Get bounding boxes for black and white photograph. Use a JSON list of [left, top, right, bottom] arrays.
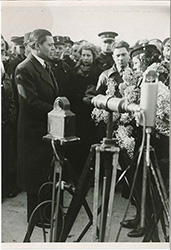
[[1, 1, 170, 249]]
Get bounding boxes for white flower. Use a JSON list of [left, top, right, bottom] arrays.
[[115, 125, 135, 159]]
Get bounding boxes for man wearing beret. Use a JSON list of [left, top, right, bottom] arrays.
[[15, 29, 59, 225], [96, 31, 118, 71]]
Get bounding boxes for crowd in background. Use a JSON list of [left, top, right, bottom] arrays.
[[1, 29, 170, 237]]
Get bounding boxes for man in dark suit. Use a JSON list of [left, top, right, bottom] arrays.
[[15, 29, 58, 223]]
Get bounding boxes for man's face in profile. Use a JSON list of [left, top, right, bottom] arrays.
[[38, 36, 55, 61]]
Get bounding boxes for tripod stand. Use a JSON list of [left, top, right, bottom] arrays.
[[23, 135, 94, 242], [116, 127, 169, 242], [60, 113, 169, 242], [60, 112, 120, 242]]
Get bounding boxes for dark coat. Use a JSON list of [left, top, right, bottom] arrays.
[[73, 62, 103, 142], [15, 53, 59, 194], [2, 72, 17, 195], [6, 55, 25, 77], [6, 55, 26, 115], [50, 60, 76, 110], [95, 52, 114, 71], [62, 55, 76, 69]]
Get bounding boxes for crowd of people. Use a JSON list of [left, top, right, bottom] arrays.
[[1, 29, 170, 239]]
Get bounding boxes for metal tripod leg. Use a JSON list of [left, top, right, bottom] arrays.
[[92, 146, 101, 241], [60, 145, 96, 242], [92, 144, 120, 242], [105, 151, 119, 241], [139, 128, 169, 241], [49, 159, 63, 242], [140, 128, 151, 229], [150, 148, 169, 216]]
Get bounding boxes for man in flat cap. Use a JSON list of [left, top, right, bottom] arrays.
[[62, 36, 76, 68], [1, 35, 17, 200], [15, 29, 59, 225], [4, 36, 26, 198], [96, 31, 118, 71], [6, 36, 25, 77]]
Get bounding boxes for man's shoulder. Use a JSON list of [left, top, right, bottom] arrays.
[[52, 60, 72, 73], [100, 66, 116, 77], [61, 60, 72, 71], [16, 55, 38, 74]]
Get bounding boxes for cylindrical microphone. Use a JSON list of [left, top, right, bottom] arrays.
[[140, 70, 158, 127], [92, 95, 140, 113]]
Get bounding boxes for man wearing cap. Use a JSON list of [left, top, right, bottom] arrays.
[[15, 29, 58, 224], [1, 35, 17, 200], [96, 31, 118, 71], [49, 35, 76, 105], [62, 36, 76, 68], [4, 36, 26, 199], [6, 36, 25, 77]]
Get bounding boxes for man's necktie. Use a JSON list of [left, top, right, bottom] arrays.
[[44, 62, 59, 93]]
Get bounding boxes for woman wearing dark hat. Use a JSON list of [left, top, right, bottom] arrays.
[[160, 38, 170, 87], [131, 42, 170, 88], [120, 42, 170, 238]]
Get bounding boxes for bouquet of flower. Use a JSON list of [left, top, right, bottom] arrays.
[[91, 66, 170, 159], [91, 77, 120, 125]]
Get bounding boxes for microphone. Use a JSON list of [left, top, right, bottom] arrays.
[[92, 95, 140, 113], [139, 70, 158, 127]]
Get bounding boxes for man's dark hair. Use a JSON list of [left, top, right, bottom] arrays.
[[29, 29, 52, 49], [113, 40, 130, 52]]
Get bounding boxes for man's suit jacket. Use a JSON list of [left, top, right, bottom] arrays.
[[15, 53, 59, 194]]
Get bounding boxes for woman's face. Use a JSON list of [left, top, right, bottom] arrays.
[[163, 40, 170, 62], [81, 49, 94, 66], [132, 56, 142, 73]]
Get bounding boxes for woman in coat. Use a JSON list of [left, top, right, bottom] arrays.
[[71, 42, 103, 176]]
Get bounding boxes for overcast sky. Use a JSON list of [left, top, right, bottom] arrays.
[[1, 1, 170, 47]]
